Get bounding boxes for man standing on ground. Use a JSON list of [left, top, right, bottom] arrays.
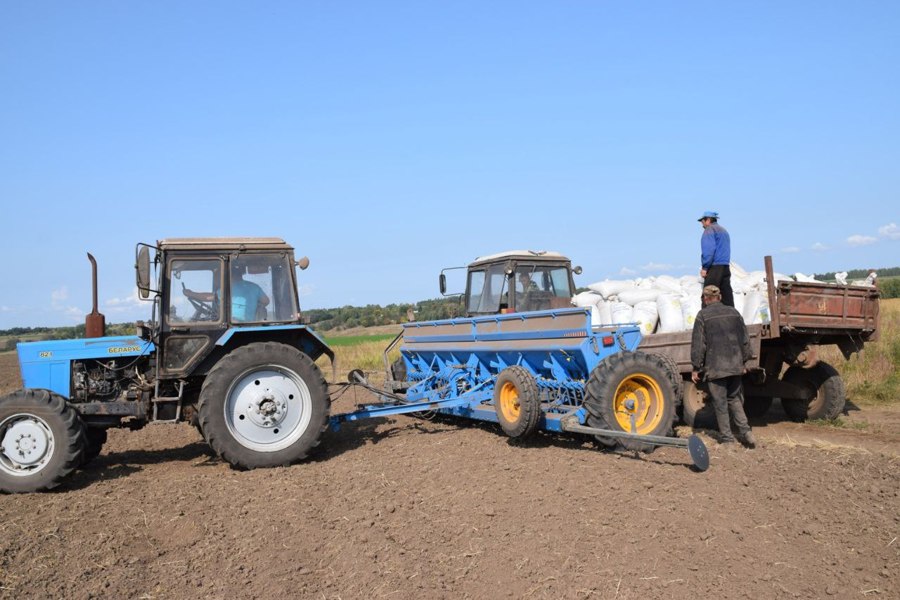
[[691, 285, 757, 448], [698, 210, 734, 307]]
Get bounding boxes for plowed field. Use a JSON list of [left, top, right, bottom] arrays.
[[0, 352, 898, 599]]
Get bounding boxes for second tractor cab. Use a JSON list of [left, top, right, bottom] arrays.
[[440, 250, 583, 316]]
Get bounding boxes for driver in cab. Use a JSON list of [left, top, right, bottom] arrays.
[[184, 264, 269, 322]]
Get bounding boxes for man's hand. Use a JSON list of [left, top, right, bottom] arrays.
[[691, 370, 701, 384], [700, 268, 707, 278]]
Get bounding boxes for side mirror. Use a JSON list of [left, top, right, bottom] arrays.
[[296, 256, 310, 270], [573, 266, 583, 275], [136, 246, 151, 299], [439, 273, 447, 295]]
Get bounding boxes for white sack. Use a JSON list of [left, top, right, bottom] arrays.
[[732, 291, 746, 316], [680, 274, 702, 287], [633, 301, 659, 335], [618, 288, 664, 306], [611, 302, 634, 325], [835, 272, 848, 285], [572, 291, 603, 308], [681, 294, 702, 330], [794, 272, 819, 283], [730, 262, 749, 279], [656, 294, 684, 333], [590, 301, 613, 326], [588, 279, 636, 299], [745, 294, 770, 325], [654, 275, 682, 294]]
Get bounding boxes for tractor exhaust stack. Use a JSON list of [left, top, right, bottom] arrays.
[[85, 253, 106, 338]]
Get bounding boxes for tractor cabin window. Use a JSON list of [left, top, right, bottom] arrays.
[[229, 254, 298, 323], [467, 264, 509, 314], [167, 259, 223, 324], [515, 265, 573, 312]]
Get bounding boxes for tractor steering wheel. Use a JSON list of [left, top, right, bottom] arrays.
[[183, 282, 217, 321]]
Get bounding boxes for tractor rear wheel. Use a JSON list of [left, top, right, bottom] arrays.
[[781, 362, 845, 422], [584, 352, 676, 453], [199, 342, 330, 469], [493, 366, 542, 439], [0, 389, 86, 493]]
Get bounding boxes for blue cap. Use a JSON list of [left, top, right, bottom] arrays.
[[698, 211, 718, 222]]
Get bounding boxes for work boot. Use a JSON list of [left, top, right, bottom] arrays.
[[718, 433, 736, 445], [740, 431, 757, 449]]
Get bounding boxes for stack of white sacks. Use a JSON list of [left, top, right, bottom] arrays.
[[571, 263, 799, 335]]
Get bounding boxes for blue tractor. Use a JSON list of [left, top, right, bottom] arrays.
[[2, 238, 334, 493]]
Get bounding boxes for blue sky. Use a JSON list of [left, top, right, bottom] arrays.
[[1, 1, 898, 329]]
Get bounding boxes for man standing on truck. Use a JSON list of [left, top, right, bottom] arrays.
[[691, 285, 757, 448], [698, 211, 734, 307]]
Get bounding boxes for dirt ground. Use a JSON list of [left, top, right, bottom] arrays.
[[0, 352, 898, 600]]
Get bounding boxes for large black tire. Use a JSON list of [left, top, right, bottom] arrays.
[[79, 427, 108, 468], [681, 380, 717, 429], [584, 352, 677, 453], [743, 396, 773, 420], [781, 362, 846, 422], [0, 389, 85, 493], [199, 342, 330, 469], [653, 353, 684, 409], [493, 366, 542, 439]]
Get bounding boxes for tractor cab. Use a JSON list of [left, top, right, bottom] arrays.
[[442, 250, 581, 316], [136, 237, 319, 377]]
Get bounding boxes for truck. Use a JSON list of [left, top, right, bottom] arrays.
[[401, 251, 880, 430], [1, 244, 709, 494], [3, 238, 334, 493]]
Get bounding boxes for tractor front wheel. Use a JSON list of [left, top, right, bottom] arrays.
[[493, 366, 542, 439], [199, 342, 329, 469], [584, 352, 676, 453], [0, 389, 86, 493]]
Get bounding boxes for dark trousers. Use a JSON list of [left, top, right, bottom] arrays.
[[707, 375, 751, 441], [704, 264, 734, 308]]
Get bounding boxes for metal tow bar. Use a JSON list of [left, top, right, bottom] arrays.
[[560, 420, 710, 472]]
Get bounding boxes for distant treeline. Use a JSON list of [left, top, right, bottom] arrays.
[[3, 277, 898, 344]]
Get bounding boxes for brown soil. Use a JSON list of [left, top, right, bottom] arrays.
[[0, 351, 897, 599]]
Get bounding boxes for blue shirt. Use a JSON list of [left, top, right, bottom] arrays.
[[231, 279, 265, 322], [701, 222, 731, 268]]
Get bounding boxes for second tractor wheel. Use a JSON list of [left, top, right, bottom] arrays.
[[199, 342, 330, 469], [493, 366, 542, 439], [781, 362, 845, 422], [584, 352, 677, 453]]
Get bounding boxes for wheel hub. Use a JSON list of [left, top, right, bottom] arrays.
[[247, 390, 288, 428], [1, 420, 51, 467]]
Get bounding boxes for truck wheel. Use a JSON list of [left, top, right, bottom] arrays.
[[493, 366, 542, 439], [743, 396, 772, 420], [0, 389, 86, 493], [199, 342, 330, 469], [681, 381, 715, 429], [584, 352, 676, 452], [781, 362, 845, 422], [79, 427, 108, 468]]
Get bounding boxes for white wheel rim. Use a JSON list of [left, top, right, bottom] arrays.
[[0, 414, 55, 477], [224, 365, 313, 452]]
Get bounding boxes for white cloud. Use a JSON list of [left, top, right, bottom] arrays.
[[811, 242, 829, 251], [104, 288, 145, 312], [640, 262, 675, 272], [297, 284, 315, 297], [878, 223, 900, 240], [619, 267, 637, 276], [846, 234, 877, 247], [0, 306, 11, 312], [780, 246, 800, 254], [50, 286, 69, 308]]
